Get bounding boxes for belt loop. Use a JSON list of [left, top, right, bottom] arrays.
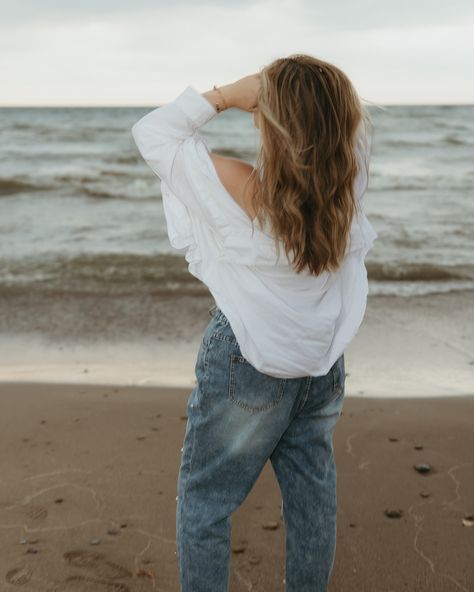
[[208, 304, 218, 317]]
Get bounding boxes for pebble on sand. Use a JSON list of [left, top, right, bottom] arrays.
[[262, 521, 279, 530], [462, 515, 474, 527], [414, 463, 432, 474], [384, 509, 403, 519]]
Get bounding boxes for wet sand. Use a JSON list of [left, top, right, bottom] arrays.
[[0, 382, 473, 591], [1, 290, 474, 397]]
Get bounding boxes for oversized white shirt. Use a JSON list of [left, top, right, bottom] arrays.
[[131, 84, 378, 378]]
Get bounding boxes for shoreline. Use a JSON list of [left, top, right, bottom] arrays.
[[1, 379, 473, 400], [0, 290, 473, 398], [1, 382, 473, 591]]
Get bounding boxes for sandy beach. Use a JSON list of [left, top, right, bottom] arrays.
[[1, 382, 473, 591]]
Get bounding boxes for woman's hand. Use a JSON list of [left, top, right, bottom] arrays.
[[220, 73, 261, 112]]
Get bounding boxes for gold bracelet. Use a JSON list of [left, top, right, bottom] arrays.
[[212, 85, 228, 112]]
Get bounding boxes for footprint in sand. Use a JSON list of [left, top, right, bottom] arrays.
[[63, 549, 132, 581], [5, 566, 32, 585], [64, 575, 130, 591], [25, 505, 48, 521]]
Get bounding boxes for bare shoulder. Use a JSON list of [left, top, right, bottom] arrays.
[[209, 152, 256, 217]]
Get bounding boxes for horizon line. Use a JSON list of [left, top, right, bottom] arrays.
[[1, 102, 474, 108]]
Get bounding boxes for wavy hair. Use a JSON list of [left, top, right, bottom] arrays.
[[244, 53, 373, 276]]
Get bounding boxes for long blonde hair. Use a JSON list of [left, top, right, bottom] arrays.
[[245, 53, 372, 276]]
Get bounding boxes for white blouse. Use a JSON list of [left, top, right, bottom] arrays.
[[131, 85, 378, 379]]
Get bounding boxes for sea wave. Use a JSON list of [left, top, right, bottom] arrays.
[[381, 139, 433, 148], [80, 181, 157, 201], [105, 155, 141, 164], [381, 136, 469, 148], [368, 175, 472, 192], [1, 254, 473, 299], [0, 173, 157, 201], [442, 135, 467, 146], [366, 262, 474, 282], [0, 177, 49, 196], [0, 253, 208, 296]]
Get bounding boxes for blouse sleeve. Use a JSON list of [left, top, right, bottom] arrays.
[[131, 84, 244, 230], [131, 84, 286, 268]]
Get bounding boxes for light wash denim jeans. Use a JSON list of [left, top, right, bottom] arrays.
[[176, 305, 345, 592]]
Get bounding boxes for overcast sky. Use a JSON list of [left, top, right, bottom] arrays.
[[1, 0, 473, 106]]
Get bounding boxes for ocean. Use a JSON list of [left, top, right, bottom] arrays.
[[0, 103, 473, 338], [1, 103, 473, 298], [0, 102, 473, 393]]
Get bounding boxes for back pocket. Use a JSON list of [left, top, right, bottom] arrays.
[[228, 354, 287, 413], [331, 354, 345, 399]]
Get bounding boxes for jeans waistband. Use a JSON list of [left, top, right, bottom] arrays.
[[208, 304, 229, 326]]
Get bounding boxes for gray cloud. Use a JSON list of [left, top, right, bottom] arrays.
[[302, 0, 474, 31], [1, 0, 472, 105], [1, 0, 256, 24], [2, 0, 473, 29]]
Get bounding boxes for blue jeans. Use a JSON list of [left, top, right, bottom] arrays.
[[176, 305, 346, 592]]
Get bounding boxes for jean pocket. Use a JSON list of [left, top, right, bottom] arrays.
[[331, 354, 345, 398], [228, 353, 287, 413]]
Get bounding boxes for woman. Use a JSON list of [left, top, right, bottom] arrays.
[[131, 53, 378, 592]]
